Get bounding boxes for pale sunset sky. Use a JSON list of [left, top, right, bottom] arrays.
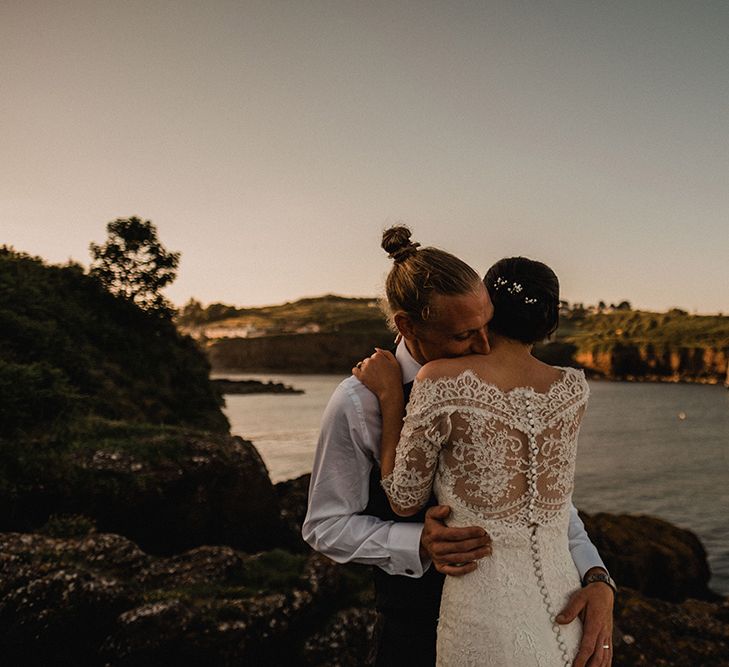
[[2, 1, 727, 313]]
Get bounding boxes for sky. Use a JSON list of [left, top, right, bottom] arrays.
[[2, 0, 727, 313]]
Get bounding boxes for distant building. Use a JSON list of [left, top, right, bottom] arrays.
[[204, 325, 266, 339], [295, 323, 321, 334]]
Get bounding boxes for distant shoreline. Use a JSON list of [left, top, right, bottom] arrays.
[[213, 368, 728, 387], [212, 378, 303, 395]]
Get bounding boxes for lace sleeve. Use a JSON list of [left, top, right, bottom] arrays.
[[381, 380, 453, 513]]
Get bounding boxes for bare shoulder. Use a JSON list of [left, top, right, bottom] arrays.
[[536, 359, 567, 383], [416, 355, 482, 382]]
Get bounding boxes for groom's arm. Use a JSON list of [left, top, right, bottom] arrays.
[[567, 503, 607, 577], [561, 503, 614, 667], [302, 379, 426, 577]]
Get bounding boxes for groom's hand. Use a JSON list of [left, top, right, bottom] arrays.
[[556, 572, 614, 667], [420, 505, 492, 576]]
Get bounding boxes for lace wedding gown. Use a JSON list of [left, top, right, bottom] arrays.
[[382, 368, 589, 667]]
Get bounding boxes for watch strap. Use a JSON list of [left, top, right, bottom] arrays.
[[582, 571, 617, 594]]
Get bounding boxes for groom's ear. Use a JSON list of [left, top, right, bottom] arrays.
[[394, 312, 417, 341]]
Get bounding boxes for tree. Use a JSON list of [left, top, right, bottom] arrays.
[[90, 217, 180, 316]]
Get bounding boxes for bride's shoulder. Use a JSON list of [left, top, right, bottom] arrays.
[[416, 356, 475, 383]]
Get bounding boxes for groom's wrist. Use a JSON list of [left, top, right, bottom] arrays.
[[582, 567, 617, 596]]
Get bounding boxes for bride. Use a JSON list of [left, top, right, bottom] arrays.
[[356, 255, 598, 666]]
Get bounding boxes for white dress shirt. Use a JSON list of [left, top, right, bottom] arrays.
[[302, 340, 606, 579]]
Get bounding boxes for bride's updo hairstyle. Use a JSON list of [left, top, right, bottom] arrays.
[[381, 225, 481, 331], [484, 257, 560, 344]]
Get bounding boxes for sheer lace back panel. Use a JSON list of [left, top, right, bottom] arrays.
[[381, 368, 589, 529]]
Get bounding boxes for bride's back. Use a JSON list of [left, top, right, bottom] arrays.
[[404, 356, 589, 531]]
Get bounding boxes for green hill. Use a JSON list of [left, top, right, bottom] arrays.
[[560, 309, 729, 349], [178, 294, 387, 334]]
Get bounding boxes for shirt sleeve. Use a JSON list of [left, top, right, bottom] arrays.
[[567, 503, 608, 579], [302, 379, 426, 577]]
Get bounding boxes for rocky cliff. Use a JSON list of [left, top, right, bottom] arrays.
[[574, 343, 729, 383], [207, 331, 394, 374], [206, 334, 729, 384]]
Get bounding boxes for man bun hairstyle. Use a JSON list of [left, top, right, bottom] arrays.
[[382, 226, 421, 263], [381, 225, 480, 331], [484, 257, 560, 344]]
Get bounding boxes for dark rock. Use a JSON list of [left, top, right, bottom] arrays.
[[275, 473, 311, 550], [99, 599, 200, 666], [0, 533, 137, 667], [302, 607, 379, 667], [212, 378, 303, 394], [613, 587, 729, 666], [137, 544, 249, 589], [5, 434, 285, 555], [4, 502, 727, 666], [100, 589, 324, 665], [0, 530, 368, 666], [581, 512, 715, 602]]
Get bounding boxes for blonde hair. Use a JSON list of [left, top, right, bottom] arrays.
[[380, 225, 481, 331]]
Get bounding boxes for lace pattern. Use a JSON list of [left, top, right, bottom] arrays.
[[381, 367, 588, 527], [380, 367, 590, 666]]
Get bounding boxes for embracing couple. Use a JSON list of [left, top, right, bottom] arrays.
[[303, 226, 615, 666]]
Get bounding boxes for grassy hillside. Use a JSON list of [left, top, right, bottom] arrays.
[[560, 309, 729, 349], [178, 294, 388, 335]]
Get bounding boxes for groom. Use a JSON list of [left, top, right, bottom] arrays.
[[303, 231, 614, 666]]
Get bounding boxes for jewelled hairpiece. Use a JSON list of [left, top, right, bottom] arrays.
[[492, 276, 539, 304]]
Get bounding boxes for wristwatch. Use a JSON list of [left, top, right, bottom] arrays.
[[582, 571, 617, 594]]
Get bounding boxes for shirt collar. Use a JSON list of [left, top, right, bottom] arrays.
[[396, 338, 422, 384]]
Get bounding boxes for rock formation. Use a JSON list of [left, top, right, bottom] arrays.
[[2, 477, 727, 666], [2, 434, 288, 555]]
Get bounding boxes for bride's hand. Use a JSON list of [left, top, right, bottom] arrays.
[[352, 348, 403, 401]]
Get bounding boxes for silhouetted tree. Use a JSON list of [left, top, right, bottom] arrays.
[[90, 217, 180, 316]]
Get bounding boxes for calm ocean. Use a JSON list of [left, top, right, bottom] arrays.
[[219, 373, 729, 595]]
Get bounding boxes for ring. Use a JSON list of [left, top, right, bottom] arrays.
[[602, 644, 610, 649], [356, 362, 363, 369]]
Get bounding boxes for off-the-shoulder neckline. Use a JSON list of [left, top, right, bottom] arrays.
[[415, 366, 584, 399]]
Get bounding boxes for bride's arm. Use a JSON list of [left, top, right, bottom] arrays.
[[355, 351, 445, 517], [352, 348, 404, 478]]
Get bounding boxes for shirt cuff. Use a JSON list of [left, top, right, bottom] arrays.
[[574, 551, 608, 580], [387, 521, 427, 577]]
